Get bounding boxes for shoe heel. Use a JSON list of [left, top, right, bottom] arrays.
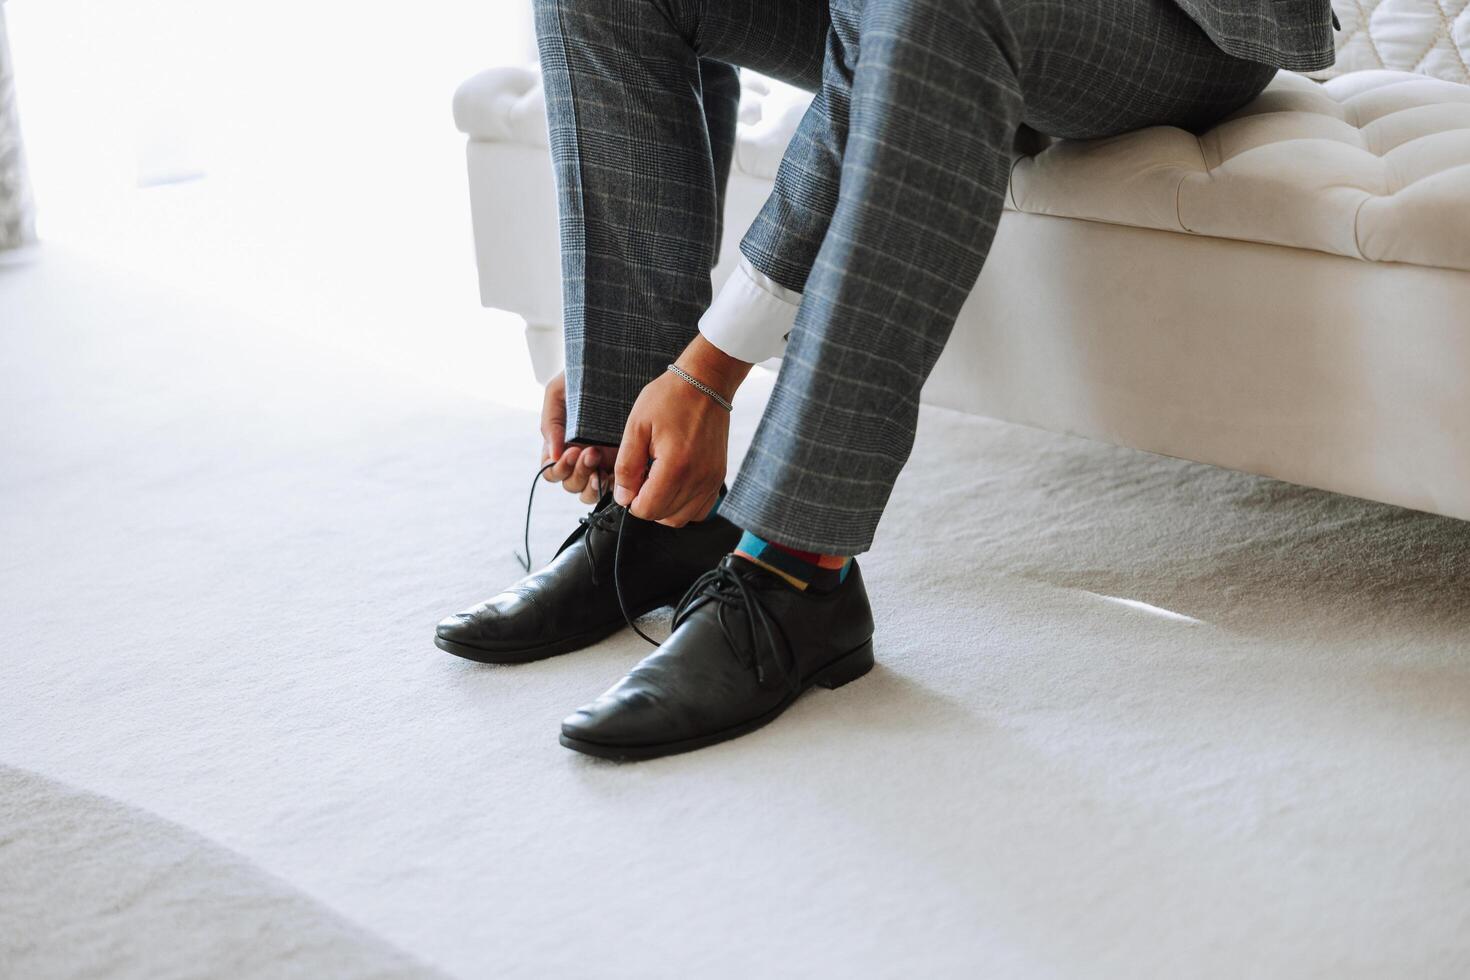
[[813, 639, 874, 690]]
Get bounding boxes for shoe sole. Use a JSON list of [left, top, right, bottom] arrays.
[[434, 594, 682, 665], [557, 638, 875, 761]]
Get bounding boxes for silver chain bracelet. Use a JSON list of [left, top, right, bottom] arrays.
[[666, 363, 733, 412]]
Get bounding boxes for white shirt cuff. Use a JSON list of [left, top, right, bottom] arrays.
[[698, 257, 802, 364]]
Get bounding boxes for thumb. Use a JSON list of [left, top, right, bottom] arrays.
[[614, 418, 650, 507], [541, 382, 567, 461], [542, 426, 566, 468]]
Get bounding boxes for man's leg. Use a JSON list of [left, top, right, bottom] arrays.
[[559, 0, 1278, 758], [720, 0, 1278, 554], [533, 0, 832, 445], [436, 0, 836, 665], [736, 16, 855, 295]]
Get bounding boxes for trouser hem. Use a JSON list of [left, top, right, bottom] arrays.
[[720, 475, 877, 555]]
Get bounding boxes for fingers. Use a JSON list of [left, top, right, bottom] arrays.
[[543, 446, 580, 484], [614, 369, 728, 521], [563, 446, 601, 496], [614, 418, 651, 508], [540, 428, 565, 468], [540, 372, 567, 465], [579, 470, 607, 506], [657, 486, 721, 529], [649, 471, 704, 526], [628, 456, 685, 521]]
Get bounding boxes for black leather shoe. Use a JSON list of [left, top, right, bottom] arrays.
[[435, 495, 742, 663], [559, 554, 875, 760]]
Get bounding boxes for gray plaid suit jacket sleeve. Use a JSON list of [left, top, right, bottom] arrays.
[[1173, 0, 1339, 71]]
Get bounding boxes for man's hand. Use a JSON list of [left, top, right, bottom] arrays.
[[540, 371, 614, 505], [614, 336, 753, 527]]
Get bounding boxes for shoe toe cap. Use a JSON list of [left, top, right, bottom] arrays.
[[436, 592, 540, 645], [434, 611, 476, 641], [561, 686, 682, 748]]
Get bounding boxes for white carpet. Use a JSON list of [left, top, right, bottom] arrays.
[[0, 765, 439, 979], [3, 250, 1468, 978]]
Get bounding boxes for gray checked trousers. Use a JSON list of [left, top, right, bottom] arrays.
[[534, 0, 1278, 554]]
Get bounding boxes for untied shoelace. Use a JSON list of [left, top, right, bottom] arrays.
[[513, 461, 797, 689]]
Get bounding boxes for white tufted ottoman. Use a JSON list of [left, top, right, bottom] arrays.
[[453, 54, 1470, 521]]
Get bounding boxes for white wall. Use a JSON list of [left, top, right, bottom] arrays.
[[8, 0, 535, 241], [4, 0, 546, 411]]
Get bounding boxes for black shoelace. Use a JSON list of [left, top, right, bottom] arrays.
[[514, 459, 664, 648], [669, 562, 797, 692], [514, 463, 795, 687]]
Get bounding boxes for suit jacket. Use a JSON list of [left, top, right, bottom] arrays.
[[1173, 0, 1340, 71]]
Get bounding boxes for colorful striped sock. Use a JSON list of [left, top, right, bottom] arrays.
[[733, 530, 852, 594]]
